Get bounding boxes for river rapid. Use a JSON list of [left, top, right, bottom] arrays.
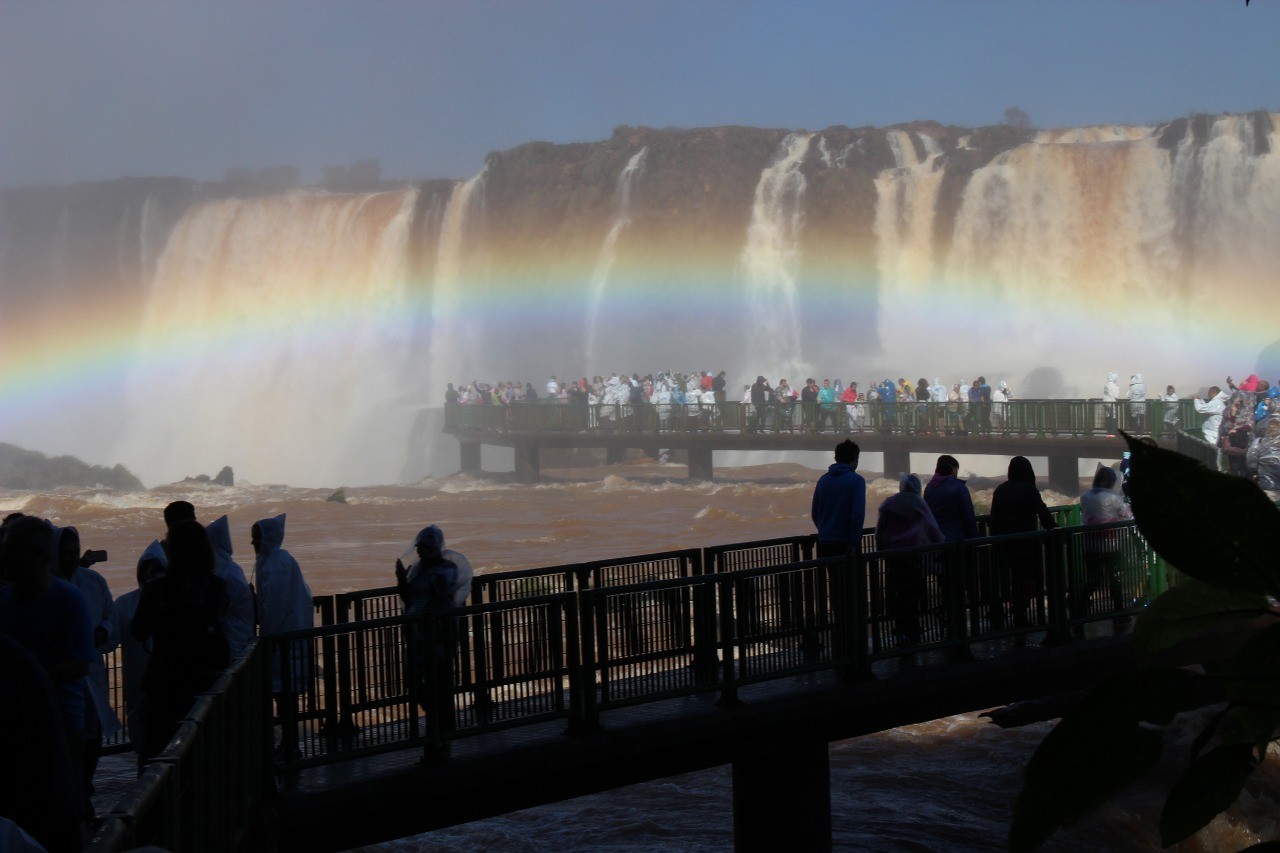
[[3, 461, 1275, 851]]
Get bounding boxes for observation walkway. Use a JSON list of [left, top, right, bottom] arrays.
[[444, 398, 1201, 493], [88, 507, 1187, 852]]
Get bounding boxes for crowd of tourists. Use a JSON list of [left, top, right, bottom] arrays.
[[0, 503, 312, 850], [811, 441, 1143, 652]]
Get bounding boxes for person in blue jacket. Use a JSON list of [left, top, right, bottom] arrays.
[[811, 440, 866, 559]]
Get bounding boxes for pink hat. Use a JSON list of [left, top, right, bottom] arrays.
[[1240, 374, 1260, 392]]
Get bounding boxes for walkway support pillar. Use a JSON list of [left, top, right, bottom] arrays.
[[460, 442, 481, 474], [514, 446, 540, 483], [883, 447, 911, 480], [688, 446, 714, 482], [1047, 454, 1079, 495], [733, 736, 831, 852], [606, 445, 627, 466]]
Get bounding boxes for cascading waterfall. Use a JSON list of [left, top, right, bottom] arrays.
[[938, 114, 1279, 393], [116, 188, 421, 486], [428, 169, 487, 403], [740, 132, 814, 383], [875, 130, 946, 290], [5, 112, 1279, 485], [585, 147, 648, 371]]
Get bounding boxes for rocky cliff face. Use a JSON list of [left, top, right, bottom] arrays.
[[2, 113, 1276, 487]]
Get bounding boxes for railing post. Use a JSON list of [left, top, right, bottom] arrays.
[[1044, 527, 1072, 644], [947, 543, 974, 662], [716, 574, 742, 706], [568, 569, 602, 733]]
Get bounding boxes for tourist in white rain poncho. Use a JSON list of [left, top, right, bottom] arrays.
[[1128, 374, 1147, 430], [1194, 386, 1231, 445], [206, 515, 256, 658], [252, 513, 313, 695]]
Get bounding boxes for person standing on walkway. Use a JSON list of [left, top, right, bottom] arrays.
[[811, 440, 866, 559], [923, 455, 978, 543], [395, 525, 473, 760]]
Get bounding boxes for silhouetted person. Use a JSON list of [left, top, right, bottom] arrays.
[[876, 474, 943, 646], [53, 525, 120, 803], [131, 519, 229, 763], [1075, 466, 1133, 634], [206, 515, 255, 657], [395, 525, 473, 759], [0, 515, 94, 830], [0, 516, 85, 851], [989, 457, 1058, 632], [811, 440, 866, 559], [924, 455, 978, 543], [113, 540, 167, 772], [252, 514, 313, 756]]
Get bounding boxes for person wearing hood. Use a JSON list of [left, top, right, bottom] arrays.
[[811, 440, 867, 559], [205, 516, 255, 657], [252, 514, 313, 702], [1161, 385, 1181, 437], [1075, 466, 1133, 632], [132, 520, 229, 763], [1194, 385, 1231, 449], [1127, 374, 1147, 432], [1247, 415, 1280, 498], [990, 457, 1058, 632], [394, 525, 473, 755], [924, 455, 978, 543], [750, 376, 772, 433], [1253, 382, 1278, 426], [1219, 392, 1255, 477], [53, 526, 120, 802], [1102, 372, 1120, 433], [0, 515, 94, 830], [876, 474, 943, 646], [113, 540, 166, 770]]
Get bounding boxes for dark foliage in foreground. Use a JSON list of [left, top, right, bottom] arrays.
[[1010, 435, 1280, 851]]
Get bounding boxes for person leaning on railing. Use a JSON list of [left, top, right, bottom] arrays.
[[1074, 466, 1133, 635]]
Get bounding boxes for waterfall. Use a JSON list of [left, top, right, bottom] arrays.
[[936, 114, 1279, 394], [117, 188, 422, 487], [740, 132, 814, 382], [585, 147, 648, 372], [875, 130, 946, 290], [429, 169, 487, 403]]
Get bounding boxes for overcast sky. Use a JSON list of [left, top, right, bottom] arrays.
[[1, 0, 1275, 187]]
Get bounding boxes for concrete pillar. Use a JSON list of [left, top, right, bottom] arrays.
[[605, 445, 627, 466], [688, 446, 714, 482], [883, 447, 911, 479], [1048, 454, 1078, 495], [733, 737, 831, 852], [514, 446, 540, 483], [459, 442, 481, 474]]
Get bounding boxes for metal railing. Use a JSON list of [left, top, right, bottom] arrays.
[[87, 643, 272, 853], [265, 517, 1173, 770], [445, 398, 1200, 439]]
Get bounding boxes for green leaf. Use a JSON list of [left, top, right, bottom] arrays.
[[1124, 434, 1280, 596], [1223, 621, 1280, 709], [1159, 742, 1257, 846], [1009, 667, 1200, 853], [1131, 579, 1274, 667], [1218, 703, 1280, 753]]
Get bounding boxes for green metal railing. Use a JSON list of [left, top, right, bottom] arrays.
[[446, 398, 1200, 439]]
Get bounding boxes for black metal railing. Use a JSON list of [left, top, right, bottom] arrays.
[[87, 642, 272, 853], [264, 518, 1178, 770]]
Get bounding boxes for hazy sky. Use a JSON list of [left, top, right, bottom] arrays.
[[1, 0, 1275, 187]]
